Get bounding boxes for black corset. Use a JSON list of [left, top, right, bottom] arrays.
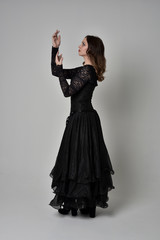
[[70, 101, 94, 113]]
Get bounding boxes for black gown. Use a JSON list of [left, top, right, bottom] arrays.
[[49, 46, 115, 210]]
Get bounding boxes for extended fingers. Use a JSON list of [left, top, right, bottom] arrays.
[[53, 29, 60, 37], [55, 52, 58, 61], [56, 51, 62, 59], [55, 51, 63, 64]]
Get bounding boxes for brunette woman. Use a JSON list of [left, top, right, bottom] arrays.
[[49, 30, 115, 218]]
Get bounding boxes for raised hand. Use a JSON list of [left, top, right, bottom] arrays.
[[55, 51, 63, 65], [52, 30, 61, 48]]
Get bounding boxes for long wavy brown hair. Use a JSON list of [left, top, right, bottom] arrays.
[[83, 35, 106, 82]]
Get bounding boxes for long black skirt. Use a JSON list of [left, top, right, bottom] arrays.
[[49, 109, 115, 210]]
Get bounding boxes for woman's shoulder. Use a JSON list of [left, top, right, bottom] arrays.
[[78, 64, 96, 75], [77, 65, 98, 86], [73, 64, 95, 71], [70, 65, 98, 85]]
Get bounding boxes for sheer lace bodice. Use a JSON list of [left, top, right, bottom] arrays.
[[51, 47, 98, 112]]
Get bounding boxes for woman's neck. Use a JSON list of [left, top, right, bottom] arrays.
[[83, 56, 93, 66]]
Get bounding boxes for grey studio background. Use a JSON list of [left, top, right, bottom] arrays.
[[0, 0, 160, 239]]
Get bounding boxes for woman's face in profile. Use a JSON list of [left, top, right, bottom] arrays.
[[78, 37, 88, 57]]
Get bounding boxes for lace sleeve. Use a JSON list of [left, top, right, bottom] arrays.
[[51, 47, 78, 78], [56, 65, 93, 97]]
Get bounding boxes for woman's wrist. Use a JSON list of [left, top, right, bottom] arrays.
[[52, 44, 60, 48], [56, 63, 62, 67]]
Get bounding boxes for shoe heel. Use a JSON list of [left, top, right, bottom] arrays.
[[89, 207, 96, 218], [71, 207, 77, 216]]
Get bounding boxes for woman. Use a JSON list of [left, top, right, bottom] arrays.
[[49, 30, 115, 218]]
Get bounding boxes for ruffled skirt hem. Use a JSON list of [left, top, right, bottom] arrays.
[[49, 173, 115, 210]]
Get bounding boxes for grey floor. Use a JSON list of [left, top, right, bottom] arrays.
[[0, 171, 159, 240]]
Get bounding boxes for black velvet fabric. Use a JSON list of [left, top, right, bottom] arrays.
[[49, 47, 115, 210]]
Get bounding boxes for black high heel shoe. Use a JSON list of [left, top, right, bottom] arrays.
[[58, 207, 77, 216], [58, 207, 70, 215], [71, 207, 78, 216], [88, 206, 96, 218]]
